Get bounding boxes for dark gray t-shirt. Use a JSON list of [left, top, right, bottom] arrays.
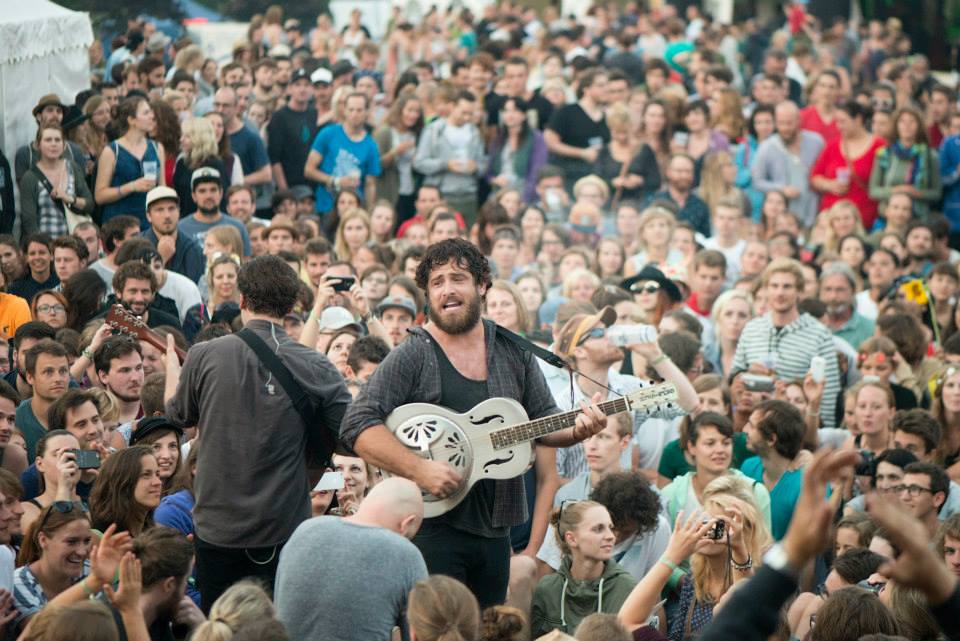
[[275, 516, 428, 641], [166, 320, 351, 547]]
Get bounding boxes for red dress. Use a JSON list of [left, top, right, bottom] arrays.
[[799, 106, 841, 144], [810, 136, 886, 228]]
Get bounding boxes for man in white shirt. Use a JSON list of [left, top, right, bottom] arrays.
[[703, 195, 748, 287]]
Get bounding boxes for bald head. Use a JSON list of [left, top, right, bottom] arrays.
[[349, 476, 424, 539], [775, 101, 800, 143], [214, 87, 237, 121]]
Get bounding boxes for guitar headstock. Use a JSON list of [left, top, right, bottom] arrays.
[[624, 382, 680, 414], [105, 304, 149, 341]]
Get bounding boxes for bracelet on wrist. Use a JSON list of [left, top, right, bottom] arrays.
[[81, 576, 98, 596], [731, 553, 753, 571], [650, 353, 670, 367], [658, 556, 680, 572]]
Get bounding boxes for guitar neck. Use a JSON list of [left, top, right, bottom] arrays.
[[490, 397, 630, 450]]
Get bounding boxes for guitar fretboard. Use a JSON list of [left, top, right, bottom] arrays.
[[489, 397, 631, 449]]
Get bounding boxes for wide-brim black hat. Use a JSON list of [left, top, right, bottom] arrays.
[[620, 265, 684, 303]]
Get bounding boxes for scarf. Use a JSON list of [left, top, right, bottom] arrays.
[[887, 141, 928, 186]]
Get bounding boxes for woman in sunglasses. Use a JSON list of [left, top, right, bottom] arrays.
[[89, 445, 162, 537], [20, 430, 83, 535], [621, 265, 683, 328], [14, 503, 130, 634]]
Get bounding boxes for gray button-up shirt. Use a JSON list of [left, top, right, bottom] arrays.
[[167, 319, 352, 547], [341, 320, 561, 531]]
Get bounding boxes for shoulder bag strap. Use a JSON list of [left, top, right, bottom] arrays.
[[34, 171, 66, 215], [235, 328, 337, 466]]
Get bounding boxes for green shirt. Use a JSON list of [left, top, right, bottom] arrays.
[[832, 312, 875, 351], [657, 432, 751, 481], [16, 399, 46, 461]]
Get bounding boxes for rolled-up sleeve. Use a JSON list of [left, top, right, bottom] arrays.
[[340, 341, 424, 449]]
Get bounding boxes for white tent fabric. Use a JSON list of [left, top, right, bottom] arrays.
[[0, 0, 93, 156]]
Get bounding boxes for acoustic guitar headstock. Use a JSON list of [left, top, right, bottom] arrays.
[[104, 304, 186, 362]]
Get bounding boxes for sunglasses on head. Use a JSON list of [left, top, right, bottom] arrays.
[[631, 281, 661, 295], [37, 501, 86, 532]]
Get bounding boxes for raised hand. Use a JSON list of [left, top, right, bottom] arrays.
[[90, 523, 135, 586], [664, 511, 715, 565], [104, 553, 143, 613]]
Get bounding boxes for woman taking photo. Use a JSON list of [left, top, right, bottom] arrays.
[[374, 90, 423, 223], [869, 106, 942, 219], [31, 290, 69, 330], [20, 430, 83, 534], [487, 96, 548, 205], [172, 118, 227, 215], [485, 280, 529, 335], [618, 488, 770, 640], [95, 96, 165, 227], [530, 501, 636, 638], [596, 104, 661, 207], [811, 101, 886, 229], [705, 289, 754, 376], [20, 124, 94, 238], [88, 445, 162, 537]]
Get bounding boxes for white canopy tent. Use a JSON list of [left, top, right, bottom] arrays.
[[0, 0, 93, 157]]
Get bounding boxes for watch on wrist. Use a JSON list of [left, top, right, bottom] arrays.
[[763, 543, 800, 580]]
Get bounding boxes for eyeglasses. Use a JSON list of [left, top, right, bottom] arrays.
[[36, 304, 65, 314], [893, 484, 933, 496], [631, 282, 660, 295], [36, 500, 86, 532]]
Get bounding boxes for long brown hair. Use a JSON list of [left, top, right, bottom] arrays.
[[407, 575, 480, 641], [384, 87, 424, 137], [89, 445, 156, 536], [18, 503, 90, 566]]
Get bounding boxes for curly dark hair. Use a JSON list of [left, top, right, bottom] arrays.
[[590, 471, 662, 539], [414, 238, 492, 293], [237, 255, 301, 318]]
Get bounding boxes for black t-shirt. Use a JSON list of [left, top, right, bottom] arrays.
[[485, 92, 555, 131], [423, 332, 505, 538], [546, 103, 610, 184], [266, 105, 319, 188], [7, 272, 58, 304]]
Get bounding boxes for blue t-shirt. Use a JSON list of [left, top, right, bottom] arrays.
[[309, 124, 381, 213], [741, 456, 803, 541], [177, 213, 252, 256], [229, 125, 270, 175]]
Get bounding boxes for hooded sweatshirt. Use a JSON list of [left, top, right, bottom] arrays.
[[530, 556, 636, 639]]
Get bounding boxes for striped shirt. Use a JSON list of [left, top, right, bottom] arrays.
[[731, 312, 841, 427]]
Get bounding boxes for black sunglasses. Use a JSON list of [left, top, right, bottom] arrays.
[[37, 501, 87, 533]]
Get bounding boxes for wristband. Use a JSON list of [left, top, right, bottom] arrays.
[[81, 577, 97, 596], [658, 556, 679, 572], [650, 353, 670, 367], [82, 347, 94, 361]]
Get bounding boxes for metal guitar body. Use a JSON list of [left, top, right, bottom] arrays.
[[384, 398, 534, 518]]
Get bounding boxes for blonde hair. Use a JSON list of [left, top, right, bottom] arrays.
[[761, 257, 806, 291], [181, 118, 219, 169], [573, 174, 611, 203], [692, 484, 772, 602], [698, 151, 738, 215], [174, 44, 204, 73], [822, 200, 866, 254], [710, 288, 755, 326], [334, 209, 372, 262], [88, 387, 119, 426], [23, 601, 119, 641], [191, 581, 277, 641], [561, 267, 602, 299], [550, 500, 606, 556], [605, 103, 633, 132], [636, 206, 677, 251], [206, 225, 244, 261], [488, 279, 530, 334], [407, 576, 480, 641]]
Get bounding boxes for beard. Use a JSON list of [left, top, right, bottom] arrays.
[[825, 302, 851, 318], [428, 292, 483, 335]]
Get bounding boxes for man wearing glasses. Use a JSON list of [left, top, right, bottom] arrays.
[[899, 461, 951, 537]]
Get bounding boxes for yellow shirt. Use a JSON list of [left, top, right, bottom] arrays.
[[0, 293, 32, 338]]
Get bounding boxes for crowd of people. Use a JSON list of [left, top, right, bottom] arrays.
[[0, 1, 958, 640]]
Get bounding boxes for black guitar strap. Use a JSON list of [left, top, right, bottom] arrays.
[[494, 325, 567, 369], [235, 328, 338, 467]]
